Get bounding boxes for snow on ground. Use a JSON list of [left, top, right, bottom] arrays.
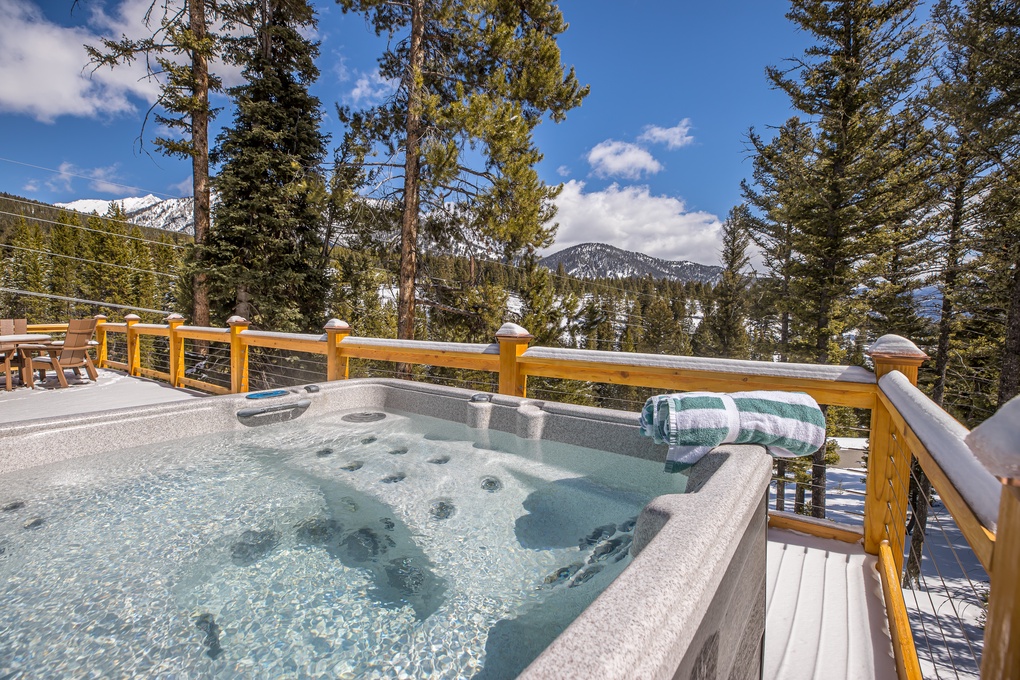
[[769, 467, 986, 679], [0, 368, 203, 425]]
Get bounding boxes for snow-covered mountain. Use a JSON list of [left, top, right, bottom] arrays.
[[56, 194, 162, 216], [540, 242, 722, 283], [54, 195, 195, 235]]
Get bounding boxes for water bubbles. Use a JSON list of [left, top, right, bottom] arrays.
[[2, 500, 25, 512], [428, 500, 455, 520], [480, 477, 502, 492], [341, 412, 387, 423], [340, 461, 364, 472], [315, 448, 334, 458], [380, 474, 406, 484], [427, 456, 450, 465], [22, 517, 44, 530], [388, 447, 408, 456], [360, 437, 378, 445]]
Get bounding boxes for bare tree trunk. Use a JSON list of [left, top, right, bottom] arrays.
[[775, 459, 787, 512], [998, 264, 1020, 407], [794, 482, 806, 515], [395, 0, 425, 377], [191, 0, 211, 331], [905, 171, 965, 586]]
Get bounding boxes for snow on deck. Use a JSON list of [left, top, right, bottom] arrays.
[[0, 368, 203, 425], [765, 528, 897, 680]]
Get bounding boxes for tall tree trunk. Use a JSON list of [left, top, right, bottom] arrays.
[[905, 167, 966, 587], [794, 482, 806, 515], [998, 263, 1020, 407], [191, 0, 211, 330], [395, 0, 425, 378]]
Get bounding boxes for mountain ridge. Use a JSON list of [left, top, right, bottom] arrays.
[[540, 242, 721, 283]]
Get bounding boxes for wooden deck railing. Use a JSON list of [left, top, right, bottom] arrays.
[[27, 314, 1020, 679]]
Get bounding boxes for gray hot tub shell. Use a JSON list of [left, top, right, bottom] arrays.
[[0, 378, 771, 680]]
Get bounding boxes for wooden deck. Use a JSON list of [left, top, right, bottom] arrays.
[[766, 528, 897, 680]]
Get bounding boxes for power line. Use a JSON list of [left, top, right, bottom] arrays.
[[2, 244, 177, 278], [0, 157, 180, 199], [0, 209, 187, 250], [0, 287, 171, 315], [1, 195, 191, 242]]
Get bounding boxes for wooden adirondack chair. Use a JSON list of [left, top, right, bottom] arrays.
[[27, 318, 99, 388], [0, 319, 28, 391]]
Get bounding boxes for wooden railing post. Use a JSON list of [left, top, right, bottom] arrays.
[[124, 314, 141, 377], [324, 319, 351, 381], [227, 316, 249, 393], [165, 313, 185, 388], [864, 335, 928, 561], [93, 314, 108, 368], [966, 398, 1020, 679], [495, 323, 532, 397]]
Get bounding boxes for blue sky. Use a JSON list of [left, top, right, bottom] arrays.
[[0, 0, 817, 265]]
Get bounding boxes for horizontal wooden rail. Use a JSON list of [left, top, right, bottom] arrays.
[[241, 330, 327, 355], [138, 367, 170, 381], [768, 511, 864, 544], [178, 376, 230, 395], [339, 337, 500, 373], [878, 541, 924, 680], [176, 326, 229, 343], [879, 388, 997, 572], [132, 324, 170, 338], [105, 360, 128, 371], [100, 323, 127, 332], [518, 347, 877, 409]]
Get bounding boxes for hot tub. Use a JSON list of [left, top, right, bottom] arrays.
[[0, 379, 770, 679]]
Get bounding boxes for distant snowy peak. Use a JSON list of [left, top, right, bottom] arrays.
[[56, 194, 162, 216], [55, 195, 195, 235], [540, 242, 721, 283]]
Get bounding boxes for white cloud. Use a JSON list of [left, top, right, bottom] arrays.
[[22, 180, 40, 193], [556, 165, 571, 177], [547, 180, 723, 266], [587, 140, 662, 180], [170, 176, 193, 197], [0, 0, 159, 122], [43, 161, 135, 195], [348, 71, 396, 105], [639, 118, 695, 150], [0, 0, 251, 123]]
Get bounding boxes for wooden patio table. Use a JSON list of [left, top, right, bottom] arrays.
[[0, 335, 52, 388]]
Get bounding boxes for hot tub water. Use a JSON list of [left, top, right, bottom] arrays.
[[0, 409, 685, 679]]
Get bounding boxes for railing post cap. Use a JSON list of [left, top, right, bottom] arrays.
[[867, 335, 928, 361], [94, 314, 107, 320], [324, 319, 351, 331], [164, 313, 185, 322], [124, 314, 141, 322], [966, 394, 1020, 486], [226, 316, 249, 327], [495, 322, 533, 340]]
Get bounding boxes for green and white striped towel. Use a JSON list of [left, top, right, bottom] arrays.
[[639, 391, 826, 472]]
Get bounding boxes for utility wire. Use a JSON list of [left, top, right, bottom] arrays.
[[0, 209, 187, 250], [2, 244, 177, 278], [0, 194, 192, 236], [0, 287, 171, 315], [0, 157, 179, 199]]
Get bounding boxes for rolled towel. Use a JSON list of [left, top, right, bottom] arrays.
[[639, 391, 826, 472]]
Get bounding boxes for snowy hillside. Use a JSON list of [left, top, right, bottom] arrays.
[[541, 242, 722, 283], [56, 194, 162, 216], [55, 195, 195, 235]]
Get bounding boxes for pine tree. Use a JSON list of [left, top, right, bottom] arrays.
[[206, 0, 329, 332], [336, 0, 588, 342], [87, 0, 231, 327], [699, 205, 751, 359]]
